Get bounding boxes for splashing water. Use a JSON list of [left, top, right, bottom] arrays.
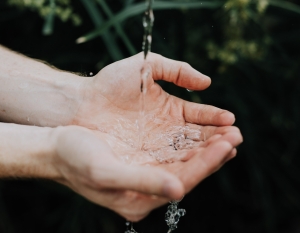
[[165, 200, 186, 233], [125, 222, 138, 233], [138, 0, 154, 149], [121, 0, 201, 232], [102, 118, 206, 165]]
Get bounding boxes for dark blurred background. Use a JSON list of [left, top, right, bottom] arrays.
[[1, 0, 300, 232]]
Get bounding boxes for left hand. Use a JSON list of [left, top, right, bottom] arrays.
[[72, 52, 236, 148]]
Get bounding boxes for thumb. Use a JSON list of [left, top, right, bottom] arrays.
[[148, 53, 211, 90]]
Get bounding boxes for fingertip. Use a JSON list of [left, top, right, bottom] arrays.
[[227, 148, 237, 161], [204, 140, 233, 164], [190, 70, 211, 91], [220, 111, 235, 125], [205, 134, 222, 145], [162, 177, 185, 200], [201, 73, 211, 89], [221, 131, 243, 148]]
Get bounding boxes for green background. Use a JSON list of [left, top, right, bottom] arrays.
[[0, 0, 300, 232]]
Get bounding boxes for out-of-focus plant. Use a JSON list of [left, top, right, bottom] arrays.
[[5, 0, 300, 64], [206, 0, 271, 72], [75, 1, 223, 44], [8, 0, 81, 35], [205, 0, 300, 71]]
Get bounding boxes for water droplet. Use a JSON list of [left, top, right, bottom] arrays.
[[186, 89, 193, 92], [89, 72, 93, 76]]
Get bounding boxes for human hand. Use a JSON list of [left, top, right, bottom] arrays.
[[52, 125, 242, 222], [72, 53, 236, 151]]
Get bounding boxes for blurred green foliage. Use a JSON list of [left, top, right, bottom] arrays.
[[8, 0, 82, 27], [0, 0, 300, 233]]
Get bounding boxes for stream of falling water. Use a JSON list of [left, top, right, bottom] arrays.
[[120, 0, 208, 232], [127, 1, 186, 233], [138, 0, 154, 150]]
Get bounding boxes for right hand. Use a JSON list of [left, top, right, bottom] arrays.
[[52, 125, 242, 222]]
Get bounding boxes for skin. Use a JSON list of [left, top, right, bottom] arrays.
[[0, 46, 243, 221]]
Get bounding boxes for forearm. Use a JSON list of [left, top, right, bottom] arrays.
[[0, 45, 85, 126], [0, 122, 60, 179]]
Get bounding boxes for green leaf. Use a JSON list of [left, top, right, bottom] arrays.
[[76, 1, 223, 44], [80, 0, 123, 61], [97, 0, 137, 55], [42, 0, 56, 36]]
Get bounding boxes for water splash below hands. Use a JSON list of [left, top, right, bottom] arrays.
[[125, 222, 138, 233], [165, 200, 186, 233]]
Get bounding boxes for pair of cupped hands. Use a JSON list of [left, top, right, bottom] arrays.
[[54, 53, 242, 221]]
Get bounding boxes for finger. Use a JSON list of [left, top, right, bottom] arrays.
[[147, 53, 211, 90], [218, 132, 243, 148], [199, 125, 239, 139], [96, 164, 185, 201], [180, 129, 242, 163], [202, 134, 223, 146], [182, 140, 234, 192], [225, 148, 237, 163], [182, 101, 236, 125], [202, 131, 243, 147], [213, 125, 241, 135], [179, 134, 222, 162]]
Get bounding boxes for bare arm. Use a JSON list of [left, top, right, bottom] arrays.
[[0, 122, 188, 220], [0, 45, 84, 126], [0, 122, 58, 178]]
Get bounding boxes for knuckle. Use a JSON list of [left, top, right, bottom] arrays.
[[180, 61, 190, 69]]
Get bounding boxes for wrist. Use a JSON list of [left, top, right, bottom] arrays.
[[49, 71, 87, 127], [68, 76, 101, 129], [0, 45, 87, 127], [0, 123, 62, 180]]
